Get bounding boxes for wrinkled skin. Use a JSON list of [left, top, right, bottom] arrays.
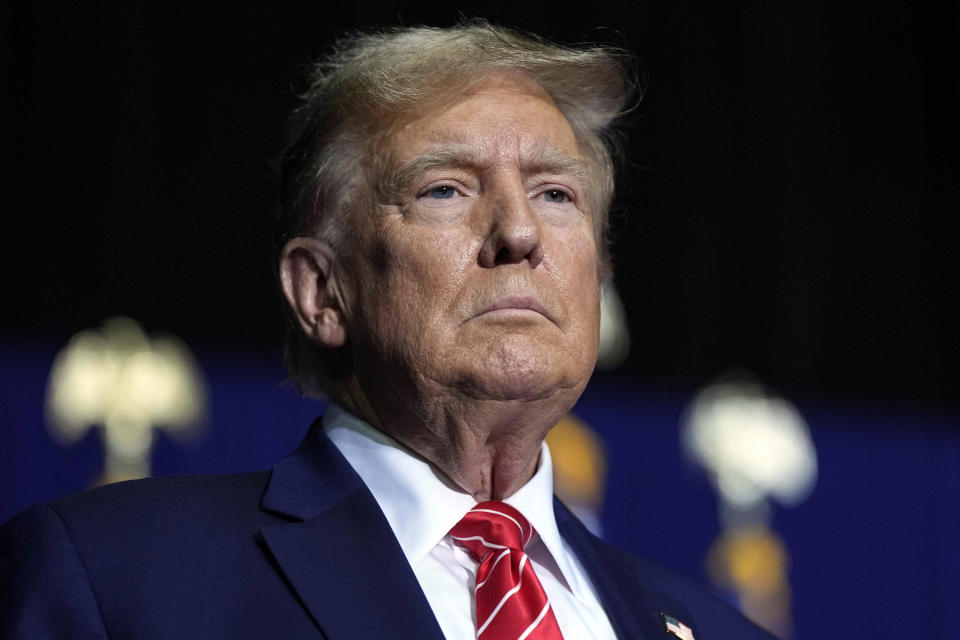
[[282, 73, 601, 500]]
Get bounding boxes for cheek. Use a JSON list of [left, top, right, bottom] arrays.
[[552, 228, 602, 358], [364, 222, 477, 333], [552, 227, 600, 296], [380, 226, 472, 287]]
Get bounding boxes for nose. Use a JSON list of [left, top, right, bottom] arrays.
[[478, 185, 544, 269]]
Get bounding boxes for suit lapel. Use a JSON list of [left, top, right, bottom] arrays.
[[555, 498, 696, 640], [258, 419, 445, 640], [257, 419, 697, 640]]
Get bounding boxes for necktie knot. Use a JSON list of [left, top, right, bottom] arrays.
[[449, 501, 564, 639], [450, 501, 533, 561]]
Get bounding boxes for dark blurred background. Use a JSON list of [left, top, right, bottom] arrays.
[[2, 2, 959, 639]]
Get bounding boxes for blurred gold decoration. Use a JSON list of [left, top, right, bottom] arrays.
[[45, 317, 207, 485], [706, 525, 793, 637], [547, 413, 607, 535], [682, 375, 817, 639]]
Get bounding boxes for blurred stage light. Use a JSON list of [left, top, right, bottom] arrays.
[[683, 379, 817, 512], [682, 375, 818, 638]]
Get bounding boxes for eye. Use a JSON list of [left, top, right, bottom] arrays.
[[426, 185, 457, 199], [541, 189, 571, 204]]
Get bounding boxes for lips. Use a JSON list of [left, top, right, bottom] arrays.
[[474, 294, 555, 324]]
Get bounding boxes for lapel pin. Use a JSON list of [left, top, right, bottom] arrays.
[[660, 612, 696, 640]]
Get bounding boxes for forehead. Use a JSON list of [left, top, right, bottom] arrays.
[[383, 73, 583, 166]]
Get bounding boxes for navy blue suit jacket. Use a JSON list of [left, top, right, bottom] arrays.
[[1, 419, 776, 639]]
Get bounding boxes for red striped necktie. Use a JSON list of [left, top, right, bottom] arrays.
[[450, 501, 565, 640]]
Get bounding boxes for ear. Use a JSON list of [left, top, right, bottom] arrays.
[[279, 237, 348, 348]]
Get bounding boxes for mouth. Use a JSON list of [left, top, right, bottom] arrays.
[[474, 295, 555, 324]]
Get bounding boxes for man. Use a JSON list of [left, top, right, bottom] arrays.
[[1, 22, 776, 640]]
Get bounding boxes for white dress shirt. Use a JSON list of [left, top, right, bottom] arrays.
[[324, 404, 618, 640]]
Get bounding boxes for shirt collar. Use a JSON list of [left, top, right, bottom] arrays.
[[322, 404, 570, 578]]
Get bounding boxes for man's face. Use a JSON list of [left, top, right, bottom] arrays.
[[337, 73, 600, 403]]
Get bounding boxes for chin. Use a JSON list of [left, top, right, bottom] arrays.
[[459, 335, 590, 402]]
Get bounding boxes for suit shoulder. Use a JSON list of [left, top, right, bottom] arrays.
[[1, 471, 300, 638], [54, 470, 271, 510], [7, 470, 273, 542], [1, 503, 111, 639]]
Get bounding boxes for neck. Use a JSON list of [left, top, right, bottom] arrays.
[[335, 375, 576, 501]]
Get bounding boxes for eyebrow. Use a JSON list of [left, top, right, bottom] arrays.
[[379, 145, 483, 199], [377, 142, 589, 200], [525, 144, 590, 185]]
